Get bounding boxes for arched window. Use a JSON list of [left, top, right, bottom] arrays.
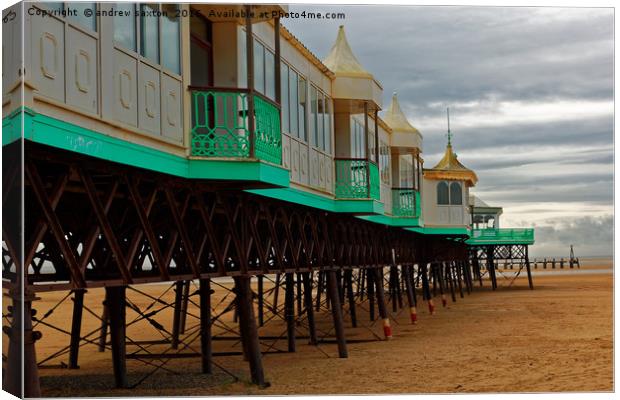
[[437, 181, 449, 205], [450, 182, 463, 205]]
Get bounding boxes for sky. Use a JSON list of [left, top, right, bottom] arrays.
[[284, 5, 614, 258]]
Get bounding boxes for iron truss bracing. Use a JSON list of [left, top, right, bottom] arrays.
[[3, 143, 466, 293]]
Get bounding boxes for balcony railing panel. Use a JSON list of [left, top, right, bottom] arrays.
[[392, 188, 420, 217], [470, 228, 535, 243], [335, 158, 380, 200], [190, 88, 281, 164]]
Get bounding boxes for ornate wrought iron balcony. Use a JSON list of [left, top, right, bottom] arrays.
[[335, 158, 380, 200], [190, 87, 282, 165], [391, 188, 420, 217]]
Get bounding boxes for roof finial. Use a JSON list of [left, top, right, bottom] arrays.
[[446, 107, 452, 147]]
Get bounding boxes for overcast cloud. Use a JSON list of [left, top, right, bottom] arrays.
[[285, 5, 614, 257]]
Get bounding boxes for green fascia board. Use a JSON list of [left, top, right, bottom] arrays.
[[407, 226, 470, 237], [356, 214, 422, 228], [466, 238, 535, 245], [247, 187, 385, 215], [6, 108, 289, 187]]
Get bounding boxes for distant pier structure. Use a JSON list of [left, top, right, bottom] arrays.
[[466, 196, 535, 289]]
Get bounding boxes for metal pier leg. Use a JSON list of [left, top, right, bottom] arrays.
[[98, 295, 109, 352], [5, 290, 42, 397], [179, 281, 190, 334], [106, 286, 128, 388], [367, 268, 376, 321], [373, 267, 392, 339], [171, 280, 184, 349], [403, 265, 418, 324], [302, 272, 318, 345], [234, 275, 268, 387], [257, 275, 264, 327], [326, 270, 348, 358], [525, 246, 534, 290], [199, 278, 213, 374], [421, 263, 434, 314], [285, 273, 296, 352], [69, 289, 86, 369], [345, 269, 358, 328]]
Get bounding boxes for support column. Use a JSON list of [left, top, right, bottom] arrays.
[[487, 246, 497, 290], [98, 294, 109, 352], [302, 272, 318, 345], [345, 269, 357, 328], [403, 265, 418, 324], [525, 246, 534, 290], [373, 267, 392, 339], [106, 286, 128, 388], [285, 273, 296, 352], [4, 290, 42, 398], [179, 281, 190, 334], [326, 270, 348, 358], [171, 280, 184, 349], [199, 278, 213, 374], [234, 275, 268, 387], [257, 275, 264, 327], [420, 263, 435, 314], [367, 268, 375, 321], [68, 289, 86, 369], [245, 5, 256, 158]]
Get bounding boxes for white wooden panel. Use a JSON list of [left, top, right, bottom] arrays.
[[308, 147, 319, 188], [282, 134, 291, 172], [138, 63, 161, 135], [325, 155, 334, 194], [438, 207, 449, 225], [381, 184, 391, 212], [31, 16, 64, 102], [450, 206, 464, 225], [291, 140, 300, 182], [66, 27, 97, 114], [318, 152, 326, 190], [299, 142, 309, 186], [161, 75, 182, 142], [113, 49, 138, 126]]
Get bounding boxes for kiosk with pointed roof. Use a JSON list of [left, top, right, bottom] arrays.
[[422, 109, 476, 232]]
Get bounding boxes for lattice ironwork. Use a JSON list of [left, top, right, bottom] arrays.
[[190, 89, 282, 164], [191, 90, 250, 158], [254, 94, 282, 165], [391, 188, 419, 217], [335, 158, 380, 200]]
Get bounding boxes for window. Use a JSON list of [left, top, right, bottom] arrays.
[[40, 2, 97, 31], [298, 77, 307, 141], [323, 96, 332, 153], [437, 181, 449, 205], [252, 39, 276, 100], [289, 69, 299, 138], [67, 2, 97, 31], [437, 181, 463, 205], [140, 4, 160, 63], [450, 182, 463, 205], [399, 156, 413, 187], [351, 117, 366, 159], [113, 3, 180, 75], [310, 86, 318, 146], [190, 14, 212, 86], [281, 63, 289, 132], [161, 4, 180, 74], [379, 141, 390, 184]]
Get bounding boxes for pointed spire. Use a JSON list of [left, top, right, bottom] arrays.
[[383, 92, 421, 135], [323, 25, 372, 78], [446, 107, 452, 147]]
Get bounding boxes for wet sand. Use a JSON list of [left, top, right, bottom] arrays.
[[9, 264, 612, 396]]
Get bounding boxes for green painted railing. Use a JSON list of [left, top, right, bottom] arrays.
[[392, 188, 420, 217], [335, 158, 380, 200], [190, 88, 281, 165], [468, 228, 535, 244]]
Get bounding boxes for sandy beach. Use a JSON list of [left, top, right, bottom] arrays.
[[9, 261, 612, 396]]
